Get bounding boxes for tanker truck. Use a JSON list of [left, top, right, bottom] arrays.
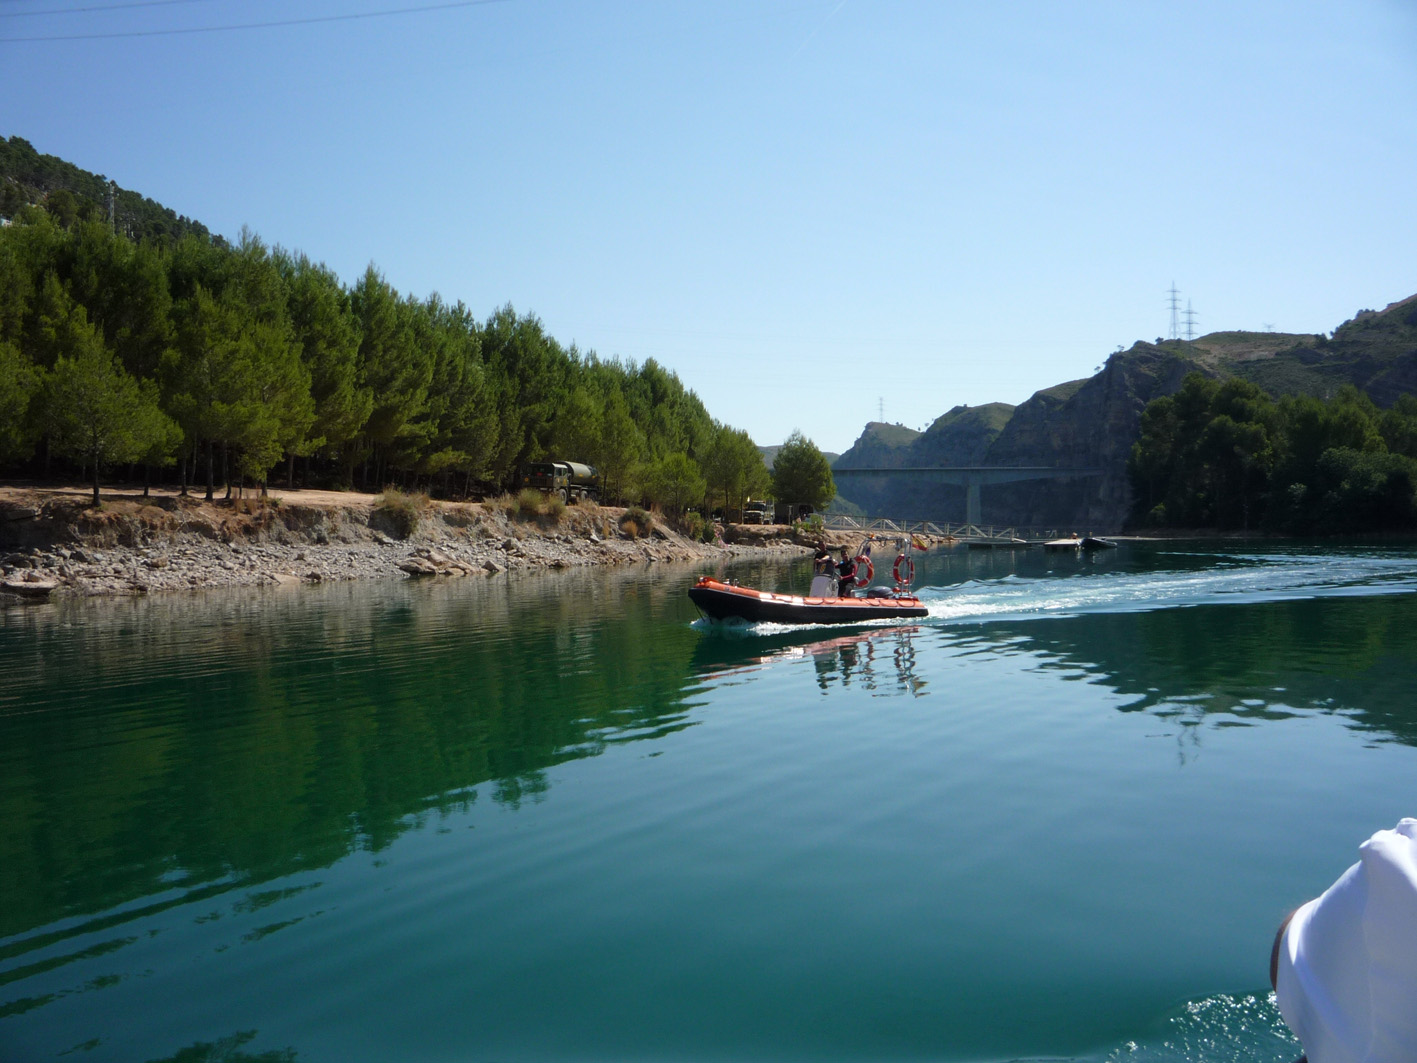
[[518, 461, 602, 504]]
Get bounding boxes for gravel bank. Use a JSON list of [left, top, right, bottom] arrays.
[[0, 486, 814, 601]]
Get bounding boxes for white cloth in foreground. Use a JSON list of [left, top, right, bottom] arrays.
[[1275, 818, 1417, 1063]]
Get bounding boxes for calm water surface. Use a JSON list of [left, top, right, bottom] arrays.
[[3, 541, 1417, 1062]]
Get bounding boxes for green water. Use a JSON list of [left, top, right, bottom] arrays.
[[3, 542, 1416, 1062]]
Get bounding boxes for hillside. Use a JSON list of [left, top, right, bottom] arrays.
[[0, 139, 743, 513], [833, 407, 1015, 518], [0, 135, 219, 246], [1222, 295, 1417, 404], [915, 402, 1016, 465], [832, 294, 1417, 529]]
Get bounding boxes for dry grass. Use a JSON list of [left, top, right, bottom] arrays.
[[373, 488, 430, 539], [619, 506, 654, 538]]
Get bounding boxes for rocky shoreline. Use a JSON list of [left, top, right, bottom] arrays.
[[0, 486, 817, 601]]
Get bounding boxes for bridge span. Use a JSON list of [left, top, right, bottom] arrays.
[[833, 466, 1103, 526]]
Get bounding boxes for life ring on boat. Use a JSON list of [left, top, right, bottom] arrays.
[[893, 554, 914, 586], [854, 555, 873, 587]]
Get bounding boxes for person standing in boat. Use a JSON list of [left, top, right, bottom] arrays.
[[813, 542, 834, 574], [836, 548, 858, 597]]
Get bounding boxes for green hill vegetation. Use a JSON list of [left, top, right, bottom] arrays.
[[0, 136, 219, 246], [0, 141, 769, 513]]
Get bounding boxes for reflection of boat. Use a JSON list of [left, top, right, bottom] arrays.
[[688, 577, 928, 624], [687, 624, 927, 695]]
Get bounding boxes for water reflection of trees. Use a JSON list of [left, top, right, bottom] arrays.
[[143, 1030, 296, 1063], [0, 567, 705, 941], [946, 591, 1417, 744]]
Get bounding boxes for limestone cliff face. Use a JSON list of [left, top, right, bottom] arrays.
[[979, 345, 1207, 529]]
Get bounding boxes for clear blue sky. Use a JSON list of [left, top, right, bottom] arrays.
[[5, 0, 1416, 454]]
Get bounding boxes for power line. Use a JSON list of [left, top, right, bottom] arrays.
[[0, 0, 507, 41], [0, 0, 222, 19]]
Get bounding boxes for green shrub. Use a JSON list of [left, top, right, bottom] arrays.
[[679, 511, 706, 541], [515, 489, 544, 520]]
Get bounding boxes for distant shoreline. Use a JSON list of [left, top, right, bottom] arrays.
[[0, 484, 814, 601]]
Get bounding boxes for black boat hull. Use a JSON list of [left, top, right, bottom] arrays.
[[688, 579, 928, 625]]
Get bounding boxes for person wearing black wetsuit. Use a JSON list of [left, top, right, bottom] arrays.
[[836, 549, 857, 597]]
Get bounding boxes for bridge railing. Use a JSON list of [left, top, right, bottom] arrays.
[[821, 514, 1067, 541]]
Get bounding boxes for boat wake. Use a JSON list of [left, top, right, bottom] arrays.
[[1093, 991, 1300, 1063], [917, 549, 1417, 625]]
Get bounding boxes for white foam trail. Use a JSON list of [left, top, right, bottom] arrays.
[[691, 551, 1417, 635], [919, 550, 1417, 625]]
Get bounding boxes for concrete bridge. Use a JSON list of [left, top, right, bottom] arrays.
[[833, 466, 1104, 525]]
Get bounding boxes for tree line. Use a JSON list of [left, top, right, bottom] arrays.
[[1128, 373, 1417, 533], [0, 207, 800, 513]]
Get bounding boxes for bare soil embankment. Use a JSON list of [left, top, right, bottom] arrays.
[[0, 485, 819, 600]]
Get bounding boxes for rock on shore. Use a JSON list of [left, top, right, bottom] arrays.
[[0, 487, 814, 600]]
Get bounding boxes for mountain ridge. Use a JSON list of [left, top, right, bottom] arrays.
[[833, 299, 1417, 528]]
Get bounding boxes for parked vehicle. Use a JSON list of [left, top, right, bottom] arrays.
[[518, 461, 601, 504], [773, 502, 814, 524], [742, 500, 771, 524]]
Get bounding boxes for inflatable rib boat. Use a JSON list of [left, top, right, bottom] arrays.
[[688, 576, 928, 625]]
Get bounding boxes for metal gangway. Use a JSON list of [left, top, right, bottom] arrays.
[[821, 514, 1070, 545]]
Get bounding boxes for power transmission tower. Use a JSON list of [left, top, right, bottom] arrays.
[[1184, 300, 1198, 342], [1167, 282, 1182, 341], [878, 397, 884, 422], [107, 180, 116, 234]]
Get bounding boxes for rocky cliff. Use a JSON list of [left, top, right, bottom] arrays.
[[834, 407, 1016, 519], [831, 291, 1417, 530], [978, 346, 1209, 529]]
